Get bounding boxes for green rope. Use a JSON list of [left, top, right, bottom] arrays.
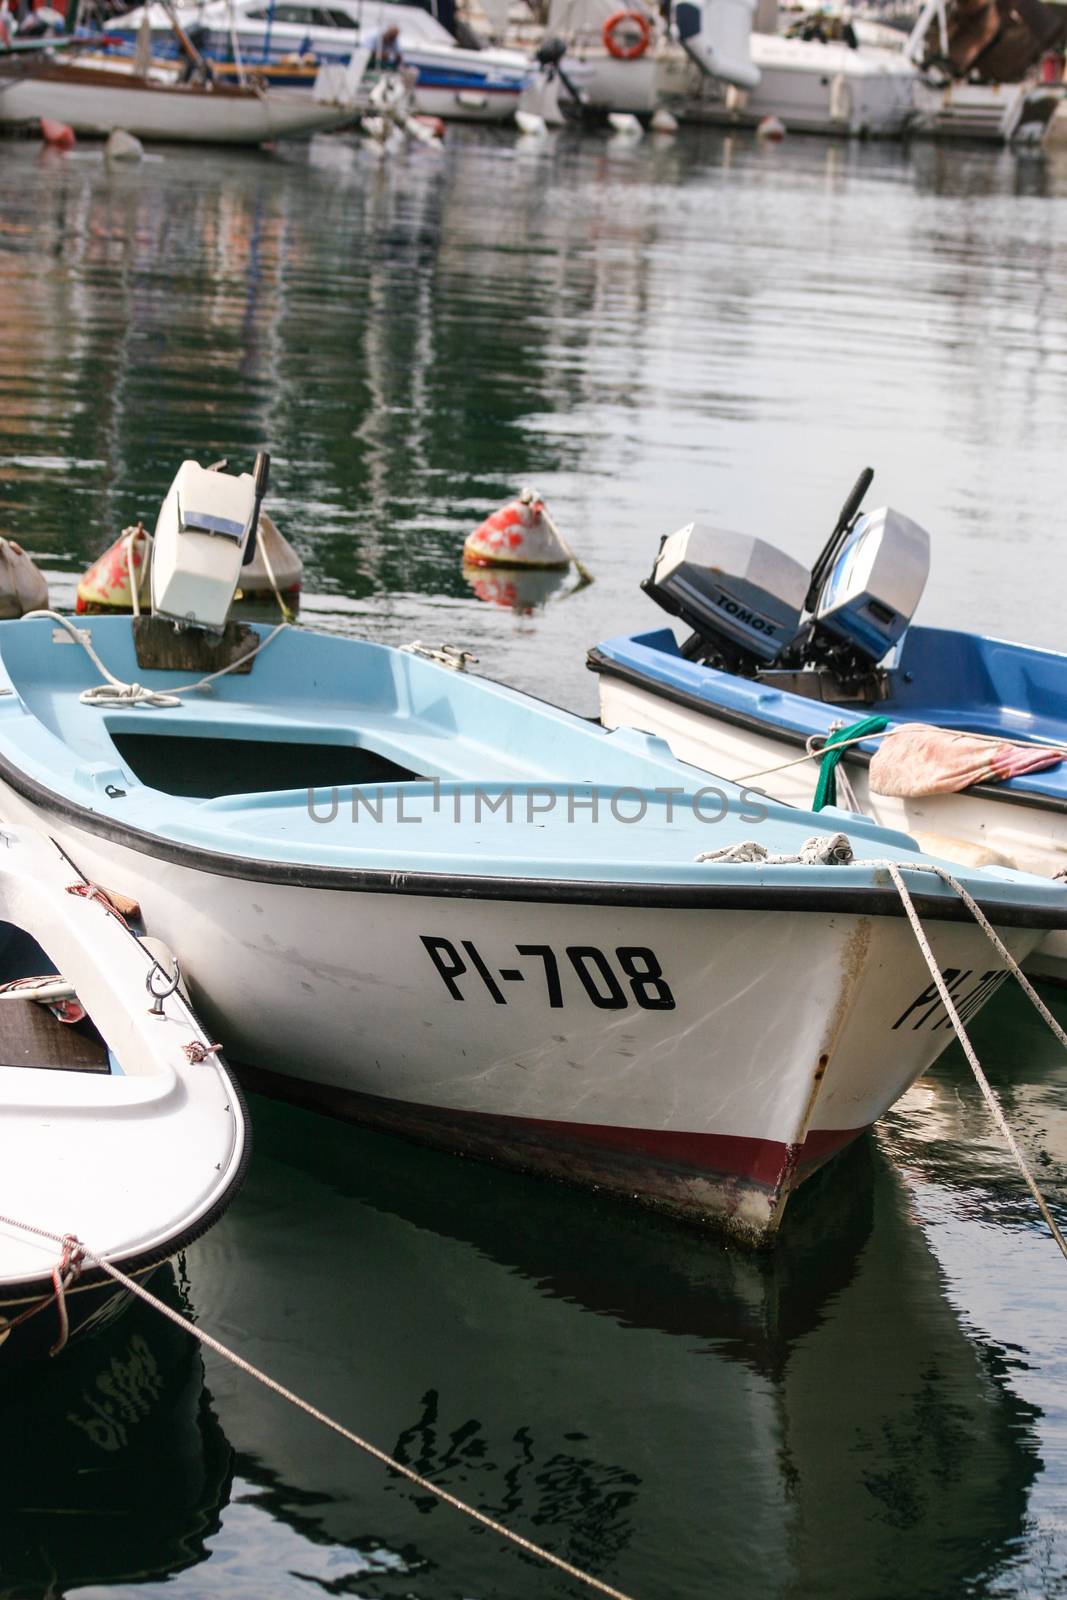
[[811, 714, 889, 812]]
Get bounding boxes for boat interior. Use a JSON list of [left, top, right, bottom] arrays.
[[614, 625, 1067, 753], [0, 924, 108, 1074]]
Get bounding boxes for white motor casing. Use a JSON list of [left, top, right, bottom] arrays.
[[647, 524, 809, 665], [814, 506, 930, 664], [151, 460, 258, 630]]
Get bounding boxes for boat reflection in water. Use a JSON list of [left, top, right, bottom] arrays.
[[187, 1097, 1043, 1600], [462, 559, 571, 614], [0, 1265, 232, 1597]]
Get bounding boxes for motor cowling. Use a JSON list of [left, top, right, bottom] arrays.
[[812, 506, 930, 665], [643, 524, 809, 670], [150, 458, 265, 631]]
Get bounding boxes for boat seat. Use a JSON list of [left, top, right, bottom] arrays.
[[0, 998, 109, 1073]]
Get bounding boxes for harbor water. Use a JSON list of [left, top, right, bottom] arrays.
[[2, 125, 1067, 1599]]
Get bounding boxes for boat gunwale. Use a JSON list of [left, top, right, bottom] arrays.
[[0, 1064, 251, 1303], [587, 644, 1067, 818], [3, 750, 1066, 928]]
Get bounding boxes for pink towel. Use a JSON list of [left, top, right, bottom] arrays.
[[868, 724, 1062, 798]]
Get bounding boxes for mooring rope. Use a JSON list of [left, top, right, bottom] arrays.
[[877, 860, 1067, 1262], [697, 836, 1067, 1257], [0, 1211, 636, 1600], [735, 721, 1067, 788]]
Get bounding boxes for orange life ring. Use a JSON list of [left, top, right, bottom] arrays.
[[603, 9, 651, 59]]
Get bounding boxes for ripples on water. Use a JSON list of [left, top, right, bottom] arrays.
[[1, 125, 1067, 1599]]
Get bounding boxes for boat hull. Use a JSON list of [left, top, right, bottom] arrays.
[[0, 1267, 145, 1368], [596, 668, 1067, 982], [0, 794, 1037, 1245], [677, 40, 916, 137], [0, 62, 354, 142], [910, 78, 1061, 143]]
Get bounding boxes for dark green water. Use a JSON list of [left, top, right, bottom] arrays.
[[2, 125, 1067, 1599]]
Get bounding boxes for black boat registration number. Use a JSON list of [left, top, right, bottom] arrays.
[[421, 936, 676, 1011]]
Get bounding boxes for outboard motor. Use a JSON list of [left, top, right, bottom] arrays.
[[811, 506, 930, 668], [641, 466, 932, 699], [151, 454, 270, 631], [642, 524, 809, 674]]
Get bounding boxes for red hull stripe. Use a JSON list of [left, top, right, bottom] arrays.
[[430, 1106, 866, 1189], [236, 1060, 865, 1194]]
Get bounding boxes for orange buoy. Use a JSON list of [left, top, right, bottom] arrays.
[[463, 489, 571, 570], [76, 524, 150, 614], [413, 114, 446, 140], [40, 118, 76, 150]]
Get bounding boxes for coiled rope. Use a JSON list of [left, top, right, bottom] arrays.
[[0, 1211, 636, 1600], [21, 611, 288, 710]]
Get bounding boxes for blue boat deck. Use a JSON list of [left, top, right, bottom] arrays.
[[592, 626, 1067, 808], [0, 616, 1063, 911]]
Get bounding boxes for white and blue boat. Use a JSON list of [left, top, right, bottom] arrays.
[[0, 458, 1063, 1245], [107, 0, 537, 122], [590, 470, 1067, 981], [0, 826, 248, 1367]]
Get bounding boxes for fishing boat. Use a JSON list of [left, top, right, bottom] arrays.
[[0, 825, 248, 1366], [107, 0, 537, 122], [0, 41, 366, 142], [589, 468, 1067, 981], [0, 456, 1062, 1245]]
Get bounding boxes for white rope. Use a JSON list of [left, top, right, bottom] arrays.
[[21, 611, 288, 710], [694, 839, 1067, 1256], [735, 725, 908, 784], [123, 523, 150, 620], [0, 1211, 637, 1600], [253, 519, 295, 624], [876, 859, 1067, 1263], [735, 721, 1067, 786]]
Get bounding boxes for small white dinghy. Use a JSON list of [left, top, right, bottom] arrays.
[[0, 828, 248, 1367]]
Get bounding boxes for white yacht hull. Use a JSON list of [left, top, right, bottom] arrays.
[[680, 36, 916, 136]]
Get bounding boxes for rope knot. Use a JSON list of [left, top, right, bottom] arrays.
[[182, 1039, 222, 1064]]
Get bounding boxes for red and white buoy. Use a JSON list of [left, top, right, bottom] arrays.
[[76, 524, 151, 614], [756, 114, 786, 141], [464, 487, 576, 572], [76, 511, 302, 615], [40, 118, 76, 151]]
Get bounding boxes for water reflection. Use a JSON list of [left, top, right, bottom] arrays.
[[180, 1098, 1041, 1600], [6, 128, 1067, 708], [0, 1265, 231, 1597], [462, 560, 572, 612]]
